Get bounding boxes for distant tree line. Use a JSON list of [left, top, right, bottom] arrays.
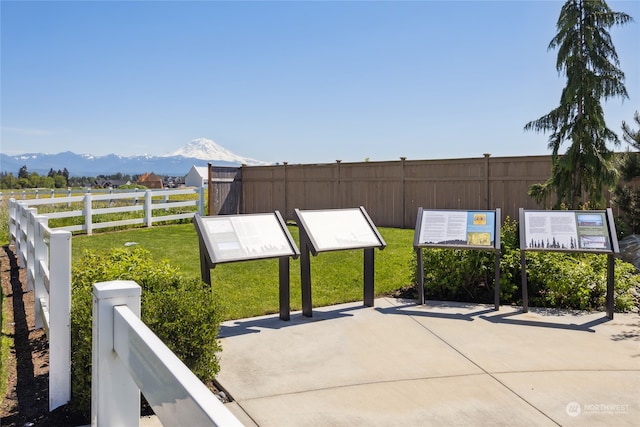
[[1, 165, 69, 189], [0, 165, 140, 190]]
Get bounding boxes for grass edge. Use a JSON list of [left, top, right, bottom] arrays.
[[0, 258, 11, 407]]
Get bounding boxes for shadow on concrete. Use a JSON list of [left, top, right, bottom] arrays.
[[375, 298, 614, 333], [478, 310, 609, 332], [218, 303, 368, 338], [375, 301, 497, 322]]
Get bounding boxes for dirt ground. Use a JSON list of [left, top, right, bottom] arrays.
[[1, 245, 86, 427], [0, 243, 227, 427]]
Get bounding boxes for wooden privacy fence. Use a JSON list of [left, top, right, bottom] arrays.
[[207, 166, 242, 215], [241, 154, 561, 227]]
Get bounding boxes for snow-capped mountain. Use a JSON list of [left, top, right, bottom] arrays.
[[0, 138, 270, 177], [164, 138, 267, 165]]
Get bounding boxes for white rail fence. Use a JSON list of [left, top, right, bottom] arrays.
[[92, 280, 243, 427], [18, 206, 72, 411], [8, 188, 241, 423], [8, 187, 204, 237]]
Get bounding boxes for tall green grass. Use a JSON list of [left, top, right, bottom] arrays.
[[72, 224, 416, 320], [0, 200, 9, 246], [0, 259, 11, 407]]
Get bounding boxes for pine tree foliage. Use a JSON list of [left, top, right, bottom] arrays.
[[614, 111, 640, 235], [525, 0, 633, 209]]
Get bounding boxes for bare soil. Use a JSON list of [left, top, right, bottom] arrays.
[[1, 245, 86, 427]]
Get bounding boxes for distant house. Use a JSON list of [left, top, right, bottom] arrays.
[[138, 172, 163, 189], [92, 179, 130, 189], [185, 166, 209, 187], [163, 176, 185, 188]]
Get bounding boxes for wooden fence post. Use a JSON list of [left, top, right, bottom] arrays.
[[484, 153, 491, 210]]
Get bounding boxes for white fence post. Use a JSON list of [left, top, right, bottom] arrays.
[[25, 208, 38, 292], [9, 198, 16, 245], [13, 201, 22, 265], [33, 215, 49, 330], [145, 190, 152, 227], [92, 281, 141, 427], [49, 229, 72, 411], [84, 191, 93, 235], [17, 203, 28, 267]]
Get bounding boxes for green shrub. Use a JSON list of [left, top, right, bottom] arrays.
[[414, 216, 639, 312], [415, 216, 521, 305], [527, 252, 605, 310], [420, 248, 497, 303], [70, 247, 223, 418], [526, 252, 638, 312]]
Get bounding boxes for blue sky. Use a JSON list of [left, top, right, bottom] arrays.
[[1, 0, 638, 165]]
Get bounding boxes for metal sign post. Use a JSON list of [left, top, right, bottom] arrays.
[[193, 211, 299, 320], [294, 207, 386, 317], [413, 208, 502, 310], [519, 208, 620, 319]]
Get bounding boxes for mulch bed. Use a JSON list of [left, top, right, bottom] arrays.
[[1, 245, 86, 427]]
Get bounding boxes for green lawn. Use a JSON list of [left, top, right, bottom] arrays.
[[72, 224, 417, 320]]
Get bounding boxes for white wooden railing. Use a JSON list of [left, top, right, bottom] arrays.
[[92, 280, 243, 427], [8, 187, 204, 236], [8, 195, 242, 423], [22, 208, 72, 411]]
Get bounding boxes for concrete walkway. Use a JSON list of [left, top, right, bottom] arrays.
[[216, 298, 640, 427]]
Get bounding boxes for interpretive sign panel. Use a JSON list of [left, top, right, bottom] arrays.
[[413, 208, 501, 309], [194, 213, 298, 263], [518, 208, 619, 319], [194, 212, 299, 321], [295, 207, 385, 253], [521, 210, 613, 253], [294, 207, 386, 317], [415, 209, 498, 249]]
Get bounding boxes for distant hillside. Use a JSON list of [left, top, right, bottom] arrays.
[[0, 138, 270, 176]]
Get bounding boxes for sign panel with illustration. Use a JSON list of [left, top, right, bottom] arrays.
[[415, 209, 498, 249], [522, 211, 612, 252], [518, 208, 619, 319]]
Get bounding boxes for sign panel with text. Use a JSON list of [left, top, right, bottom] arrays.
[[415, 209, 498, 249], [295, 208, 385, 253], [521, 210, 614, 252], [194, 213, 299, 264]]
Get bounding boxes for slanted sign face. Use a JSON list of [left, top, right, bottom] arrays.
[[297, 209, 382, 252], [201, 214, 295, 262]]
